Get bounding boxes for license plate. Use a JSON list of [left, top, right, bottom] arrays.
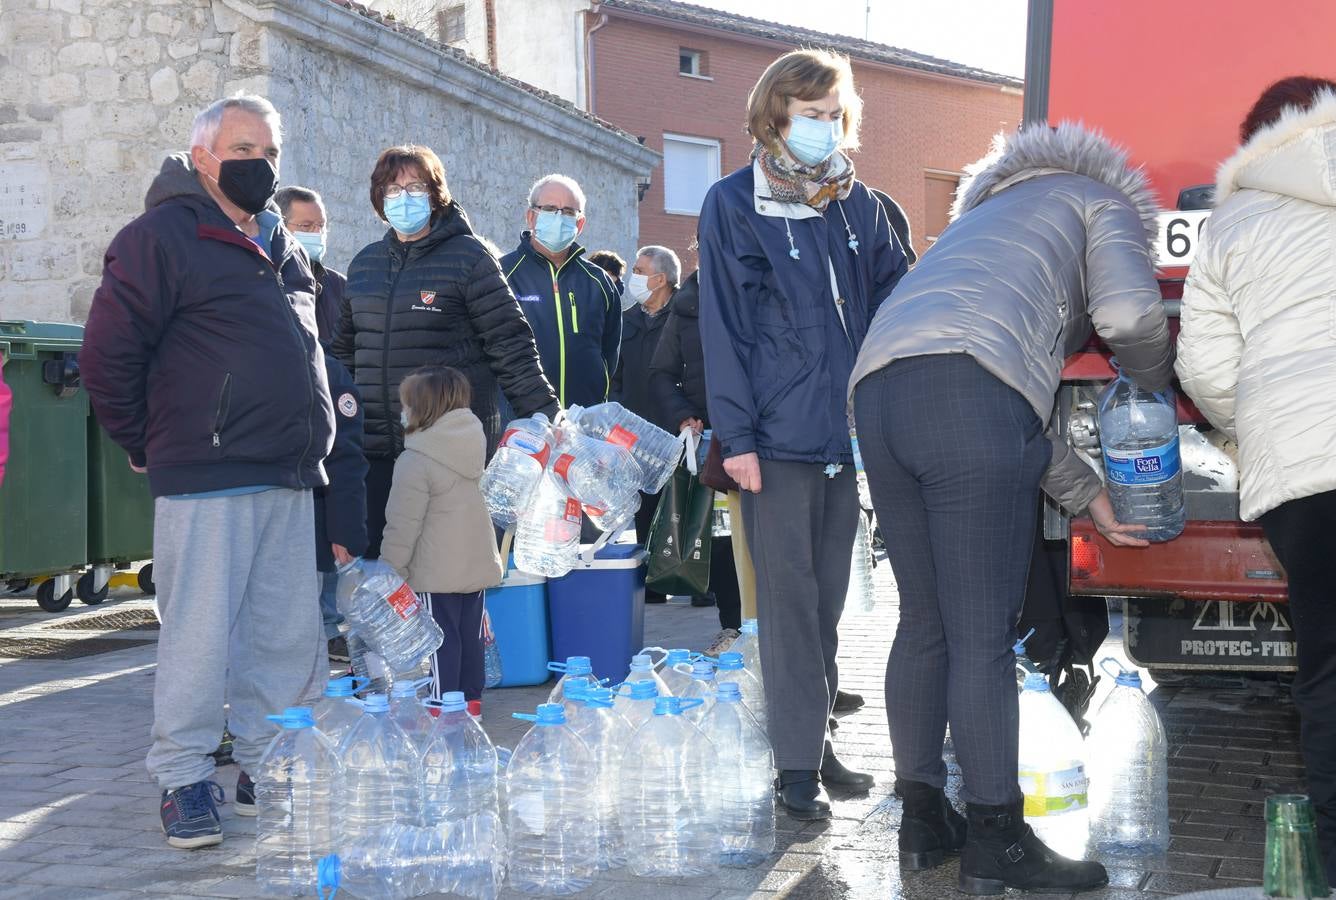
[[1125, 597, 1296, 671], [1153, 210, 1211, 267]]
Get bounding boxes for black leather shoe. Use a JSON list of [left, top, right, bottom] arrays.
[[958, 802, 1107, 894], [775, 770, 831, 820], [820, 740, 874, 792], [690, 593, 716, 607], [828, 715, 839, 732], [644, 592, 667, 604], [833, 689, 865, 712], [895, 779, 967, 870]]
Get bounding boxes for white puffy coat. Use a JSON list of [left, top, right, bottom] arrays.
[[1176, 91, 1336, 521]]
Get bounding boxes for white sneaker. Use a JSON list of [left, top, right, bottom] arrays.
[[702, 628, 741, 658]]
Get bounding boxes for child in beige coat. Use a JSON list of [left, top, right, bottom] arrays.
[[381, 366, 503, 707]]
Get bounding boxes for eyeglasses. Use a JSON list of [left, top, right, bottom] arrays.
[[287, 221, 325, 233], [384, 182, 429, 199], [531, 204, 581, 218]]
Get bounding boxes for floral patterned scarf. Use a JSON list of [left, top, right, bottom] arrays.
[[753, 142, 856, 212]]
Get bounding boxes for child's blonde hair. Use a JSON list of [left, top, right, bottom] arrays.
[[399, 366, 471, 435]]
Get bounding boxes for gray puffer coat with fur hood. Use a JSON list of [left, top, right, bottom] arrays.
[[849, 123, 1175, 514]]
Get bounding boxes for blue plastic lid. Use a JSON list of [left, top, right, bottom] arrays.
[[691, 659, 715, 678], [653, 696, 682, 716], [581, 687, 615, 705], [740, 619, 758, 636], [630, 653, 653, 670], [267, 706, 315, 729], [665, 649, 692, 665], [716, 682, 743, 702], [536, 703, 565, 725], [1022, 673, 1050, 693], [362, 693, 390, 713], [1115, 670, 1143, 689], [627, 681, 660, 700], [716, 652, 743, 671], [565, 681, 588, 701], [559, 656, 593, 675], [324, 676, 357, 698], [439, 691, 467, 713]]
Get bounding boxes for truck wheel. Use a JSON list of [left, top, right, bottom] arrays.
[[36, 579, 73, 612], [76, 571, 110, 606], [137, 564, 156, 596]]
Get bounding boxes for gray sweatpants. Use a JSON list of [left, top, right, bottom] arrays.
[[146, 489, 323, 790], [741, 461, 859, 770]]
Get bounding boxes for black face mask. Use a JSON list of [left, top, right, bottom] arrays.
[[212, 157, 279, 215]]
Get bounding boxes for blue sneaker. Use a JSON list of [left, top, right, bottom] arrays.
[[234, 770, 256, 817], [160, 780, 224, 849]]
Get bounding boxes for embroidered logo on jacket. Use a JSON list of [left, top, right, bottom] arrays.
[[337, 393, 358, 418], [517, 294, 542, 303], [420, 291, 436, 305]]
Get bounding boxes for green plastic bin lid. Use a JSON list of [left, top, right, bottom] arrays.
[[1, 320, 85, 356]]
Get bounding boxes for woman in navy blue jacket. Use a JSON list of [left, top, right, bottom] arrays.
[[698, 49, 908, 820]]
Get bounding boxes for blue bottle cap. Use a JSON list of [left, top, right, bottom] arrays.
[[361, 693, 390, 713], [630, 653, 653, 670], [536, 703, 566, 725], [1115, 670, 1143, 689], [565, 681, 588, 701], [391, 676, 432, 698], [324, 676, 358, 698], [547, 655, 593, 676], [439, 691, 467, 712], [580, 687, 616, 708], [653, 696, 682, 716], [266, 706, 316, 729], [716, 652, 744, 671], [691, 659, 715, 678], [1022, 673, 1050, 693], [716, 682, 743, 702], [665, 648, 692, 666], [627, 680, 660, 700]]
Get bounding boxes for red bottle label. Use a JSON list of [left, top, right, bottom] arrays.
[[553, 453, 575, 481], [607, 425, 639, 451], [386, 583, 419, 619]]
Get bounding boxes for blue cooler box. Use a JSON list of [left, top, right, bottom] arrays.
[[484, 569, 550, 687], [547, 543, 647, 685]]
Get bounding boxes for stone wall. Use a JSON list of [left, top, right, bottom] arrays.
[[0, 0, 659, 324]]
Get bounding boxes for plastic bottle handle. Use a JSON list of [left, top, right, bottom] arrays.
[[638, 647, 669, 668], [677, 698, 705, 711], [349, 676, 371, 693], [672, 662, 695, 676], [512, 712, 538, 722], [1099, 656, 1129, 680]]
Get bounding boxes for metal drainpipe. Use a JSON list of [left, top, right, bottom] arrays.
[[1022, 0, 1053, 127], [484, 0, 498, 68], [585, 9, 610, 114]]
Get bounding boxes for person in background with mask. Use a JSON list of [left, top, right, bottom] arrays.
[[334, 145, 557, 558], [587, 249, 628, 304], [500, 174, 621, 409], [276, 186, 344, 344], [81, 93, 334, 850], [698, 49, 908, 820]]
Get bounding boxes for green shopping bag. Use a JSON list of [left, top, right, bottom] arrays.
[[645, 431, 713, 596]]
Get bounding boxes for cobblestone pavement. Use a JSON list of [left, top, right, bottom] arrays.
[[0, 557, 1299, 899]]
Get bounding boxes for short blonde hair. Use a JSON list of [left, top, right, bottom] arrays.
[[746, 49, 862, 154], [399, 366, 471, 435]]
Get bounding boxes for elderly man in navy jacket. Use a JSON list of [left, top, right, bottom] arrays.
[[81, 94, 334, 851]]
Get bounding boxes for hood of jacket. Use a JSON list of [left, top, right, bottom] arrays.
[[951, 122, 1161, 254], [403, 408, 485, 479], [1215, 89, 1336, 207], [144, 151, 285, 217]]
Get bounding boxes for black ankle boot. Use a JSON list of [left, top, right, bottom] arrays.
[[958, 802, 1108, 895], [895, 779, 967, 870], [775, 770, 831, 820], [819, 740, 875, 792]]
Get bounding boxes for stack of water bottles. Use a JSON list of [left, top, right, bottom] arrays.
[[480, 403, 683, 578], [254, 681, 505, 899], [336, 556, 444, 700], [505, 625, 776, 893], [1016, 657, 1169, 862]]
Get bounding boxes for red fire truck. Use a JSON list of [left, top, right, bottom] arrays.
[[1026, 0, 1336, 675]]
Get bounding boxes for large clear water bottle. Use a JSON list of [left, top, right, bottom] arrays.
[[732, 621, 763, 683], [336, 559, 444, 672], [513, 470, 583, 578], [850, 431, 873, 510], [564, 402, 683, 494], [615, 679, 661, 733], [618, 696, 719, 877], [337, 693, 422, 849], [846, 513, 877, 616], [480, 413, 555, 528], [1018, 673, 1089, 860], [254, 707, 340, 897], [642, 647, 696, 697], [1096, 365, 1186, 542], [551, 427, 642, 533], [421, 691, 500, 826], [505, 703, 598, 895], [1087, 660, 1169, 853], [346, 632, 393, 696], [674, 659, 718, 724], [625, 652, 671, 696], [312, 677, 367, 749], [564, 684, 632, 869], [546, 655, 600, 706], [713, 651, 767, 734], [699, 683, 775, 868], [389, 677, 435, 751], [335, 813, 503, 900]]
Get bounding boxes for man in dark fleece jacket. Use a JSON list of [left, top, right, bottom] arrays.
[[81, 94, 333, 852]]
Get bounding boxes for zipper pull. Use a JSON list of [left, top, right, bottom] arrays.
[[212, 433, 220, 448], [569, 292, 579, 332]]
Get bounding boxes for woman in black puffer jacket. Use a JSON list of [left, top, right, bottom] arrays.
[[334, 145, 558, 556]]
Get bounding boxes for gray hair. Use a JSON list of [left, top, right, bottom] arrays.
[[190, 93, 283, 151], [527, 174, 587, 213], [273, 186, 323, 219], [637, 245, 681, 287]]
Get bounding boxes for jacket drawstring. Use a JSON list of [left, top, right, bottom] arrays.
[[784, 217, 800, 260], [838, 201, 859, 254]]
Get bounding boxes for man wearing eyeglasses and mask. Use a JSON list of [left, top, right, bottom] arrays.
[[500, 174, 621, 409]]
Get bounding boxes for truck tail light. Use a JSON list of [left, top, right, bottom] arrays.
[[1071, 534, 1102, 580]]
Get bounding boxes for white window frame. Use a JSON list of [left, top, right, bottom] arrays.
[[679, 49, 702, 77], [662, 133, 721, 217]]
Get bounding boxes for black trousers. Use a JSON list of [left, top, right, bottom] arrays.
[[1260, 490, 1336, 881], [854, 355, 1050, 805], [363, 456, 396, 560], [424, 590, 486, 702]]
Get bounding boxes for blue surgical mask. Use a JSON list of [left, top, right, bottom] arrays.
[[785, 115, 843, 167], [533, 209, 579, 254], [385, 192, 431, 235], [292, 229, 326, 264]]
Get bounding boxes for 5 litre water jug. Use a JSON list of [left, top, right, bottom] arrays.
[[421, 692, 500, 825], [505, 704, 598, 895], [481, 414, 554, 528], [513, 470, 583, 578], [699, 684, 775, 868], [674, 659, 718, 723], [615, 679, 661, 733], [733, 621, 762, 683], [1087, 660, 1169, 853], [388, 677, 436, 751], [551, 427, 641, 533], [337, 559, 444, 671], [312, 677, 367, 749], [337, 693, 422, 848], [334, 813, 503, 900], [1018, 673, 1089, 860], [254, 707, 340, 897], [564, 684, 633, 869], [1097, 364, 1186, 542], [713, 651, 767, 733], [625, 652, 671, 696], [564, 402, 682, 494]]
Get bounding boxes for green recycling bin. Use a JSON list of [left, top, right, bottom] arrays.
[[0, 320, 89, 612], [84, 409, 155, 605]]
